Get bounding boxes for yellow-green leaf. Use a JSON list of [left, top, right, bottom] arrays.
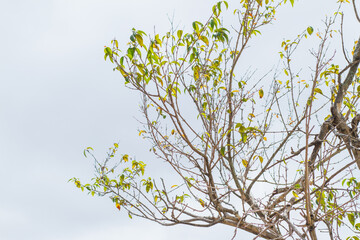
[[307, 26, 314, 35], [135, 34, 144, 48], [314, 88, 323, 95], [259, 89, 264, 98], [348, 213, 355, 226], [200, 36, 209, 46], [177, 30, 183, 39], [284, 69, 289, 76], [194, 65, 200, 80]]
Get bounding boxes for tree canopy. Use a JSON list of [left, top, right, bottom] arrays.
[[70, 0, 360, 239]]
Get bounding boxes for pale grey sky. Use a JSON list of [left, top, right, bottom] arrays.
[[0, 0, 358, 239]]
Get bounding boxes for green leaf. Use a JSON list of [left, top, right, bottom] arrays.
[[220, 147, 225, 156], [290, 0, 294, 6], [217, 1, 221, 11], [127, 47, 135, 60], [209, 18, 216, 30], [342, 178, 347, 186]]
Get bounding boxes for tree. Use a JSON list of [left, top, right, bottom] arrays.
[[70, 0, 360, 239]]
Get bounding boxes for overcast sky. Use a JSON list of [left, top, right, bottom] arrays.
[[0, 0, 359, 240]]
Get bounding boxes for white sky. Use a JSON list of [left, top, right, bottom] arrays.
[[0, 0, 358, 239]]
